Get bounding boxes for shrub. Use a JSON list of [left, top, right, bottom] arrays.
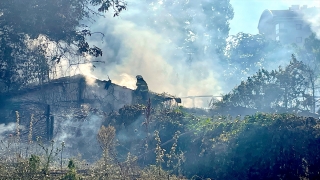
[[185, 113, 320, 179]]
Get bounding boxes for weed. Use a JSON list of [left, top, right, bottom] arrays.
[[37, 138, 63, 175], [62, 159, 78, 180], [154, 130, 165, 175]]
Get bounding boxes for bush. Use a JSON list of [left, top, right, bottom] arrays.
[[184, 113, 320, 179]]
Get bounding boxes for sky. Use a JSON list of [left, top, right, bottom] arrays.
[[229, 0, 320, 35]]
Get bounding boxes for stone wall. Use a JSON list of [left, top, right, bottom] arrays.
[[0, 75, 134, 141]]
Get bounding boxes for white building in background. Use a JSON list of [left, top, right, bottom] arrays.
[[258, 5, 318, 46]]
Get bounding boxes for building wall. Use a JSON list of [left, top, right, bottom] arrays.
[[258, 6, 314, 46], [0, 75, 134, 141], [6, 75, 134, 114], [274, 19, 311, 45]]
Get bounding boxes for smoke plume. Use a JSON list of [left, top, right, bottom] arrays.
[[84, 0, 232, 107]]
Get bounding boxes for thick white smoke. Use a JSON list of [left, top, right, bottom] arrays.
[[54, 113, 103, 161], [300, 7, 320, 39], [84, 0, 230, 107]]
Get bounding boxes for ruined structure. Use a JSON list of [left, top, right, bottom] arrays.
[[0, 74, 181, 141]]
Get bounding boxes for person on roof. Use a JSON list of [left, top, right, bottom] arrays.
[[135, 75, 149, 103]]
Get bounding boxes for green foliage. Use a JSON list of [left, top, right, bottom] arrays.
[[3, 103, 320, 180], [214, 55, 315, 115], [68, 159, 76, 170], [117, 104, 146, 126], [0, 0, 126, 92], [29, 154, 40, 173], [225, 33, 282, 71], [63, 159, 78, 180], [107, 104, 189, 131], [90, 0, 127, 16], [38, 139, 62, 175], [0, 29, 49, 91], [304, 33, 320, 64], [0, 0, 125, 42], [185, 113, 320, 179]]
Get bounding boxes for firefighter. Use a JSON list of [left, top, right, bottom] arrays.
[[135, 75, 149, 102]]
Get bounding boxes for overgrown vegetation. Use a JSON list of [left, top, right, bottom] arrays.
[[2, 104, 320, 179], [184, 113, 320, 179], [0, 107, 190, 179]]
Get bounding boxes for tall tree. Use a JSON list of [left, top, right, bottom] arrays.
[[223, 33, 293, 76], [0, 0, 126, 91], [304, 34, 320, 64], [145, 0, 234, 61]]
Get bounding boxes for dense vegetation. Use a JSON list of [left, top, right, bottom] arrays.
[[97, 101, 320, 179], [214, 55, 317, 116], [2, 105, 320, 179]]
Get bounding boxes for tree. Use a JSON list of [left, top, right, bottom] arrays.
[[225, 33, 279, 68], [304, 33, 320, 63], [145, 0, 234, 61], [303, 34, 320, 113], [0, 28, 51, 91], [294, 33, 320, 113], [0, 0, 126, 43], [0, 0, 126, 91], [213, 55, 315, 115], [223, 32, 296, 79]]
